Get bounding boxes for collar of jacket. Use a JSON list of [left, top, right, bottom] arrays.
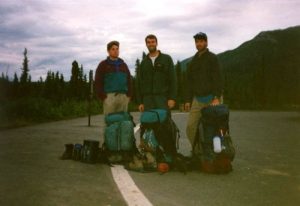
[[106, 57, 124, 65], [146, 50, 161, 60], [196, 48, 209, 57]]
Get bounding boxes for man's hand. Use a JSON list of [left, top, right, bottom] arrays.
[[210, 98, 220, 106], [184, 102, 191, 112], [138, 104, 144, 112], [168, 100, 176, 109]]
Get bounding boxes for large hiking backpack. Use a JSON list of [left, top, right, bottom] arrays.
[[140, 109, 180, 164], [104, 112, 136, 154], [198, 104, 235, 173]]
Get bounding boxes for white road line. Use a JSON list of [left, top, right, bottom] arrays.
[[110, 123, 153, 206], [111, 165, 152, 206]]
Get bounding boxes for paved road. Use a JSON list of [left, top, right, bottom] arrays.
[[0, 111, 299, 206]]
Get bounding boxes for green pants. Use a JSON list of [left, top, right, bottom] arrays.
[[143, 95, 168, 110]]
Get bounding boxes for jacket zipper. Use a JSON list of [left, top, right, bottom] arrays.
[[151, 58, 155, 95], [151, 55, 159, 95]]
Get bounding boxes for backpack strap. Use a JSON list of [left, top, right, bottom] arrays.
[[170, 118, 180, 150]]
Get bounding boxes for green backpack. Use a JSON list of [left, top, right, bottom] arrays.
[[104, 112, 135, 152]]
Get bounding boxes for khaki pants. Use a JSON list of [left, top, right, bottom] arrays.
[[101, 93, 130, 139], [186, 98, 209, 154], [103, 93, 130, 115]]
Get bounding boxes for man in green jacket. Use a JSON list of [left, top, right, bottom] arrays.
[[184, 32, 223, 159], [137, 34, 177, 111]]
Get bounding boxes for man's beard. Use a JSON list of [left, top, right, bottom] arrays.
[[148, 46, 157, 53], [197, 46, 207, 52]]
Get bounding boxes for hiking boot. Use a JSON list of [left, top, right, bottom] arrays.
[[60, 144, 74, 160]]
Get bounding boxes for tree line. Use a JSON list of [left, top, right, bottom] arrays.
[[0, 48, 101, 128], [0, 50, 90, 102]]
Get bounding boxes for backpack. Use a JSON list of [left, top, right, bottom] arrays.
[[198, 104, 235, 173], [140, 109, 180, 164], [104, 112, 136, 155]]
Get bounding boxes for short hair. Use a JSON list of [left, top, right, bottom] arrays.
[[145, 34, 158, 43], [107, 41, 119, 50]]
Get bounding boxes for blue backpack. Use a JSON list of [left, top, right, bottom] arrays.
[[104, 112, 135, 152]]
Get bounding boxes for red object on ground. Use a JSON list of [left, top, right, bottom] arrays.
[[157, 163, 169, 173]]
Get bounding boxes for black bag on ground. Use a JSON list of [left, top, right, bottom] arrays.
[[72, 143, 82, 161], [81, 140, 100, 164]]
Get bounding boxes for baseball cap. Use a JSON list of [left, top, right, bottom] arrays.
[[193, 32, 207, 41]]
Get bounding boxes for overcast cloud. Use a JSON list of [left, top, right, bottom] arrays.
[[0, 0, 299, 80]]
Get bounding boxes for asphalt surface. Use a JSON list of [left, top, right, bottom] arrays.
[[0, 111, 299, 206]]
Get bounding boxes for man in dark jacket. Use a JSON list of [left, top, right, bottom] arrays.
[[136, 34, 176, 111], [95, 41, 132, 115], [184, 32, 223, 158]]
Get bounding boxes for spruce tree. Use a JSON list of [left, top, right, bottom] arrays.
[[134, 58, 140, 77], [20, 48, 29, 84], [13, 72, 19, 84], [70, 61, 80, 99], [132, 58, 141, 103]]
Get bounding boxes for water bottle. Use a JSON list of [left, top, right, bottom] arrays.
[[213, 136, 222, 153]]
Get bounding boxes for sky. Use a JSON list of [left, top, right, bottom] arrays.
[[0, 0, 299, 81]]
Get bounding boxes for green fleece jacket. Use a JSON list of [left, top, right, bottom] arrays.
[[136, 51, 177, 104]]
